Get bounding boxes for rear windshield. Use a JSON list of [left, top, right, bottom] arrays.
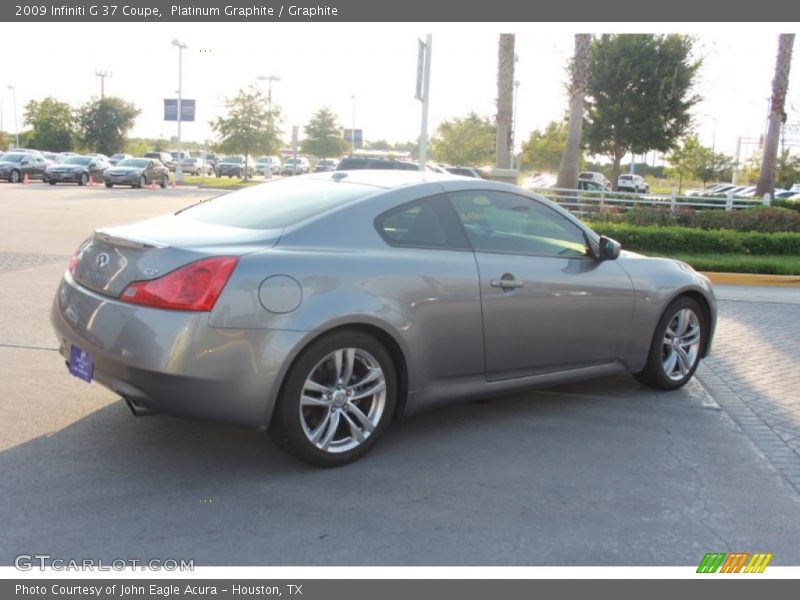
[[180, 177, 382, 229]]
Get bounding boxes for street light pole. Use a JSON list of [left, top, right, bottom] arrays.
[[257, 75, 281, 144], [350, 94, 356, 154], [95, 70, 111, 99], [7, 86, 18, 148], [172, 39, 188, 183]]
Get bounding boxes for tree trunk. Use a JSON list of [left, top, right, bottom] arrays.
[[495, 34, 515, 169], [557, 34, 592, 189], [756, 33, 795, 198], [610, 154, 623, 190]]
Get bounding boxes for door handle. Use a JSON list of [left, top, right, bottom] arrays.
[[490, 278, 524, 289]]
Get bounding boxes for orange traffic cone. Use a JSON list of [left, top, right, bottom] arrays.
[[171, 177, 176, 189], [88, 175, 94, 187], [149, 178, 156, 190], [23, 173, 29, 184]]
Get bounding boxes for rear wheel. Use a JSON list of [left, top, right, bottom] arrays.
[[138, 175, 147, 189], [160, 174, 168, 188], [634, 297, 706, 390], [79, 172, 88, 186], [10, 170, 20, 183], [105, 183, 113, 188], [49, 180, 57, 186], [269, 331, 397, 467]]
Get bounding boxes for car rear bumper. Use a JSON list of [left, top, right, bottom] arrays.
[[51, 273, 305, 428]]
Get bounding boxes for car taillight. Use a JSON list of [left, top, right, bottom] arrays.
[[119, 257, 238, 312], [67, 251, 79, 276]]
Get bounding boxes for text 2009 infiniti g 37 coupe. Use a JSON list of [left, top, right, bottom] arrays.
[[52, 171, 716, 466]]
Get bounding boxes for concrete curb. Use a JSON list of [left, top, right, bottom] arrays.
[[702, 272, 800, 287]]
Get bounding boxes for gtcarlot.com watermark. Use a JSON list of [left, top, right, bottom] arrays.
[[14, 554, 194, 571]]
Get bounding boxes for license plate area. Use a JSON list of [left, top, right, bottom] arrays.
[[68, 345, 94, 383]]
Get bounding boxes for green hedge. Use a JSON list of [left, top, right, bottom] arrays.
[[589, 206, 800, 233], [588, 223, 800, 256]]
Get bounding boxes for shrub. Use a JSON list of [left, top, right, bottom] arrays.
[[588, 206, 800, 233], [587, 223, 800, 256]]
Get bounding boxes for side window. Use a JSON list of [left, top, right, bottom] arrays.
[[449, 191, 590, 258], [376, 196, 470, 250]]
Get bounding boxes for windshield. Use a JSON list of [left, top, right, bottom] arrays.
[[1, 153, 26, 163], [117, 158, 149, 168], [180, 177, 381, 230], [61, 157, 92, 166], [221, 156, 243, 163]]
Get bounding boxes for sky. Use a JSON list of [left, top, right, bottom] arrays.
[[1, 22, 799, 162]]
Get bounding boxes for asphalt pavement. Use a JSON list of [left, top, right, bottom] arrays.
[[1, 183, 799, 566]]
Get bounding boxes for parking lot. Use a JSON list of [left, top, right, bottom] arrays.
[[1, 182, 800, 566]]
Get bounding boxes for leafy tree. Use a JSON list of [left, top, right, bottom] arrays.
[[584, 34, 701, 188], [76, 97, 140, 156], [521, 121, 569, 173], [23, 97, 76, 151], [495, 34, 515, 168], [301, 107, 348, 159], [557, 34, 592, 189], [429, 113, 494, 166], [667, 135, 733, 189], [210, 86, 283, 178], [364, 139, 392, 151], [757, 34, 795, 196]]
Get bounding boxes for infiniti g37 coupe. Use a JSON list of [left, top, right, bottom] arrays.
[[51, 171, 716, 466]]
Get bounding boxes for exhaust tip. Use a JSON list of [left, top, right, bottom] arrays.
[[122, 396, 157, 417]]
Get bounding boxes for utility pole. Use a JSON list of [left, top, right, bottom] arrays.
[[417, 34, 432, 171], [95, 70, 111, 98]]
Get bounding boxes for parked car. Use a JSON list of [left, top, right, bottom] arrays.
[[522, 173, 557, 189], [180, 157, 213, 176], [314, 158, 339, 173], [103, 158, 170, 188], [202, 153, 219, 173], [52, 171, 716, 467], [444, 165, 484, 178], [216, 155, 255, 178], [44, 155, 110, 185], [0, 151, 47, 182], [144, 152, 177, 172], [109, 153, 132, 166], [281, 157, 311, 176], [617, 173, 649, 193], [577, 180, 608, 192], [578, 171, 612, 190], [255, 156, 282, 176]]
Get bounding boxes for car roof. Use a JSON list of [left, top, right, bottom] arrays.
[[303, 169, 461, 189]]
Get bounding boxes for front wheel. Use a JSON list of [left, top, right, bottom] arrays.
[[79, 172, 88, 186], [634, 297, 706, 390], [105, 183, 113, 188], [138, 175, 146, 189], [10, 170, 20, 183], [160, 175, 168, 189], [269, 331, 397, 467]]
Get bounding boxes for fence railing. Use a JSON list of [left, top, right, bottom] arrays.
[[527, 186, 772, 216]]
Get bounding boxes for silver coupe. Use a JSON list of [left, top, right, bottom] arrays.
[[52, 171, 716, 466]]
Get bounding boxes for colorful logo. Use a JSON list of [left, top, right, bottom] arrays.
[[697, 552, 773, 573]]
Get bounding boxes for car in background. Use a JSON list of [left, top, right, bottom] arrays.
[[255, 156, 282, 176], [41, 151, 62, 163], [577, 180, 609, 192], [0, 151, 47, 182], [522, 173, 557, 189], [103, 157, 170, 188], [774, 189, 795, 199], [578, 171, 612, 190], [171, 150, 191, 164], [144, 152, 177, 172], [314, 158, 339, 173], [617, 173, 649, 193], [201, 153, 219, 173], [45, 155, 110, 185], [444, 165, 484, 178], [180, 157, 213, 176], [281, 157, 311, 176], [336, 156, 424, 172], [216, 155, 255, 178], [109, 153, 132, 166], [51, 171, 717, 467]]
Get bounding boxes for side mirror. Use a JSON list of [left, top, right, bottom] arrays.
[[598, 236, 621, 261]]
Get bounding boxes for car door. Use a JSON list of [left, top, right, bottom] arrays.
[[448, 189, 635, 381]]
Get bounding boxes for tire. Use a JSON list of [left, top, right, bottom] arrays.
[[269, 331, 397, 467], [79, 172, 88, 186], [49, 180, 57, 186], [634, 296, 706, 390], [160, 175, 168, 189], [138, 175, 147, 189], [10, 170, 20, 183], [105, 183, 113, 188]]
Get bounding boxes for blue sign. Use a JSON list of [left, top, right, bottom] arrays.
[[68, 345, 94, 383], [164, 99, 196, 122], [343, 128, 363, 146]]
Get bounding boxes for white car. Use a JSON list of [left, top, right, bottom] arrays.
[[617, 173, 649, 193], [282, 157, 310, 176], [255, 156, 282, 176]]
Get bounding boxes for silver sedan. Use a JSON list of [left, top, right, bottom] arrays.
[[51, 171, 716, 466]]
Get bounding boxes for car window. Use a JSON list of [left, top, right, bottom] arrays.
[[376, 196, 470, 250], [449, 191, 590, 258]]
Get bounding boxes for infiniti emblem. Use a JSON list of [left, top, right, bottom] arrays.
[[96, 253, 110, 269]]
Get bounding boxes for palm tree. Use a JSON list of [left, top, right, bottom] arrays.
[[496, 34, 515, 169], [557, 34, 592, 189], [756, 34, 795, 197]]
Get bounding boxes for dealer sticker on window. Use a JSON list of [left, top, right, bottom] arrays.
[[68, 345, 94, 383]]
